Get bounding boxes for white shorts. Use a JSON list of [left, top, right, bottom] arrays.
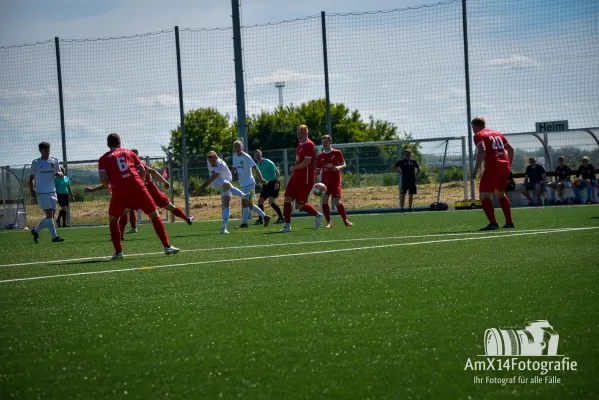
[[211, 179, 231, 197], [240, 183, 256, 202], [37, 192, 58, 210]]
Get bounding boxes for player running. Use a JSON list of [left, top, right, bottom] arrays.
[[192, 151, 251, 234], [231, 140, 271, 228], [280, 125, 324, 233], [29, 142, 65, 243], [316, 135, 352, 228], [98, 133, 179, 259], [471, 116, 515, 231]]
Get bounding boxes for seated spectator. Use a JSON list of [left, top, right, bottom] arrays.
[[519, 157, 546, 206], [546, 156, 572, 205], [505, 170, 516, 192], [573, 156, 597, 204]]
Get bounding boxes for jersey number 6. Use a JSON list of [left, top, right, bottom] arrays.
[[117, 157, 128, 172]]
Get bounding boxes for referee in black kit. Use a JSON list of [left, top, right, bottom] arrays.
[[392, 149, 421, 212]]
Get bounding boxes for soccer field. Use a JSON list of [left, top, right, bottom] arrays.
[[1, 206, 598, 399]]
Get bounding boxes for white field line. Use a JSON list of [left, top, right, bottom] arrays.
[[1, 226, 597, 284], [0, 226, 584, 268]]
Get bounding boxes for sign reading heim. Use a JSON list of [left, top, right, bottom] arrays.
[[535, 120, 568, 133]]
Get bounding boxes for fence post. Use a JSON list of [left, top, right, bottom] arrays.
[[437, 140, 450, 203], [54, 37, 68, 174], [321, 11, 332, 138], [283, 149, 289, 187], [461, 0, 475, 200], [174, 27, 190, 216], [461, 136, 468, 201], [231, 0, 248, 150], [168, 154, 175, 223]]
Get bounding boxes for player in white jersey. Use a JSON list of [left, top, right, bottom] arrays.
[[28, 142, 65, 243], [192, 151, 250, 234], [231, 140, 271, 228]]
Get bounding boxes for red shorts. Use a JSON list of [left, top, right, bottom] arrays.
[[323, 181, 342, 198], [480, 165, 511, 193], [146, 182, 170, 209], [284, 175, 312, 205], [109, 186, 157, 218]]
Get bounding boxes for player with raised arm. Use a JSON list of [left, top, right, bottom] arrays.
[[29, 142, 65, 243], [316, 135, 352, 228], [280, 125, 324, 233], [192, 151, 249, 234], [471, 116, 515, 231], [231, 140, 271, 228], [98, 133, 179, 260]]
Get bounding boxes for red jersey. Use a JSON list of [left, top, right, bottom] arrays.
[[293, 139, 316, 185], [98, 148, 145, 194], [473, 128, 510, 168], [317, 149, 344, 187]]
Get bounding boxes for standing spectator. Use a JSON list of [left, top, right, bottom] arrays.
[[519, 157, 546, 206], [546, 156, 572, 205], [471, 117, 515, 230], [392, 149, 420, 212], [253, 150, 285, 224], [573, 156, 597, 204], [54, 166, 75, 227]]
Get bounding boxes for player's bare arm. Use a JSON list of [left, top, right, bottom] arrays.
[[68, 185, 75, 200], [505, 142, 515, 167], [293, 157, 312, 171], [472, 142, 486, 179], [85, 184, 106, 193], [193, 172, 219, 196], [252, 165, 268, 184], [148, 167, 169, 189], [136, 164, 147, 183], [325, 162, 346, 172], [392, 165, 401, 174], [29, 174, 37, 198], [98, 170, 111, 192]]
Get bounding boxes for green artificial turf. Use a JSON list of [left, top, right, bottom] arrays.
[[1, 206, 598, 399]]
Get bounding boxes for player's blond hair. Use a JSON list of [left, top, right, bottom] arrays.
[[233, 139, 243, 147], [582, 156, 589, 161], [207, 151, 218, 158], [298, 124, 309, 132], [558, 155, 565, 161], [471, 116, 486, 128], [321, 134, 332, 142]]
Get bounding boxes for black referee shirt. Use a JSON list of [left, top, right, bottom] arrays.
[[394, 159, 420, 182]]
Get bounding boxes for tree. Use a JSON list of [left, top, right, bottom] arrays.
[[165, 108, 237, 167]]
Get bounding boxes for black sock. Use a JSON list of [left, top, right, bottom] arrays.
[[271, 203, 283, 219]]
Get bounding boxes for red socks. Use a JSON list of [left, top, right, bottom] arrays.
[[109, 221, 123, 253], [118, 214, 128, 234], [481, 198, 497, 225], [129, 210, 137, 228], [322, 203, 331, 222], [499, 195, 513, 224], [301, 204, 318, 216], [336, 203, 348, 221], [284, 202, 292, 223], [172, 206, 189, 222], [151, 217, 170, 247]]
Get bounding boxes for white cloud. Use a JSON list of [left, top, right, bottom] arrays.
[[487, 56, 539, 69], [136, 94, 179, 106]]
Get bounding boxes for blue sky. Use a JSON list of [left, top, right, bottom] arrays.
[[1, 0, 598, 166]]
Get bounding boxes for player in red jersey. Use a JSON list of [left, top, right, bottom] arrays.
[[97, 133, 180, 259], [471, 116, 515, 231], [316, 135, 352, 228], [280, 125, 324, 232]]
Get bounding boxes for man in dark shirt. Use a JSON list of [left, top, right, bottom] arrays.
[[519, 157, 546, 206], [573, 156, 597, 204], [392, 149, 420, 212], [546, 156, 572, 204]]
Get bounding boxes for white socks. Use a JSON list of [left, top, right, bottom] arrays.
[[222, 207, 230, 229], [229, 186, 246, 198], [241, 207, 250, 224], [252, 204, 266, 218]]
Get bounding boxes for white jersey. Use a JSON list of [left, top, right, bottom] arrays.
[[232, 151, 256, 187], [207, 158, 232, 182], [31, 157, 60, 194]]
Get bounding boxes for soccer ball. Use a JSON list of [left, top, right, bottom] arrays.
[[312, 183, 327, 197]]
